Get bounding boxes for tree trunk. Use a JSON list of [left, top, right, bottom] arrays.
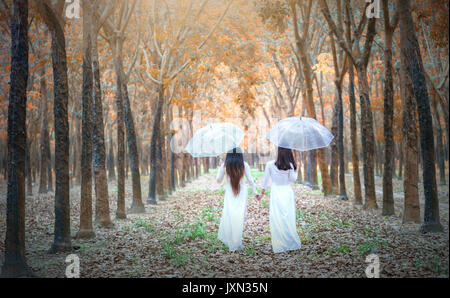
[[330, 98, 339, 192], [356, 65, 378, 209], [147, 86, 164, 204], [169, 107, 176, 192], [40, 1, 72, 253], [1, 0, 31, 277], [400, 54, 420, 223], [108, 129, 116, 181], [46, 128, 52, 192], [39, 66, 48, 194], [26, 140, 32, 196], [301, 61, 331, 194], [122, 81, 145, 213], [398, 143, 404, 178], [398, 0, 443, 232], [113, 40, 126, 219], [436, 119, 446, 186], [92, 27, 113, 227], [336, 84, 348, 200], [382, 9, 395, 215], [345, 10, 362, 205], [431, 94, 446, 186], [77, 0, 95, 239]]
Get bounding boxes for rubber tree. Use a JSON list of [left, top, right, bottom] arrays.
[[320, 0, 378, 208], [102, 0, 145, 215], [1, 0, 32, 278], [289, 0, 333, 195], [398, 0, 443, 232], [381, 0, 399, 216], [37, 0, 72, 253], [77, 0, 95, 239], [91, 0, 116, 227], [139, 0, 234, 203]]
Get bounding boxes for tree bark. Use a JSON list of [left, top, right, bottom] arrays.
[[39, 65, 48, 194], [39, 0, 72, 253], [107, 129, 116, 181], [77, 0, 95, 239], [121, 81, 145, 213], [92, 25, 113, 227], [382, 0, 395, 215], [113, 40, 126, 219], [26, 140, 32, 196], [400, 52, 420, 223], [330, 98, 339, 192], [336, 83, 348, 200], [46, 126, 52, 192], [147, 85, 164, 204], [1, 0, 32, 277], [398, 0, 443, 232], [356, 64, 378, 209], [347, 63, 362, 205]]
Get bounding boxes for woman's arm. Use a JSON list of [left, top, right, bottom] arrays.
[[244, 162, 258, 195], [261, 162, 271, 191], [216, 163, 225, 183], [288, 162, 298, 182]]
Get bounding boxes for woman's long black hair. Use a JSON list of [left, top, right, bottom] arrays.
[[225, 147, 245, 196], [275, 147, 297, 171]]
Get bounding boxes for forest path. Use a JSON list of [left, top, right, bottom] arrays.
[[0, 168, 448, 277]]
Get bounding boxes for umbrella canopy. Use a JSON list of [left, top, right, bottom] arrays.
[[185, 123, 244, 157], [266, 116, 334, 151]]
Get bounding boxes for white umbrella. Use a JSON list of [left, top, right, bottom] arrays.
[[185, 123, 244, 157], [267, 116, 334, 151]]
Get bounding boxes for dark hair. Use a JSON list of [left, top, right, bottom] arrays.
[[275, 147, 297, 171], [225, 147, 245, 196]]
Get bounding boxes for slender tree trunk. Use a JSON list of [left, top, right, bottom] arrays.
[[26, 140, 32, 196], [400, 56, 420, 223], [1, 0, 31, 277], [108, 129, 116, 181], [147, 85, 164, 204], [345, 14, 362, 205], [75, 119, 82, 184], [41, 2, 72, 253], [169, 107, 176, 192], [356, 65, 378, 209], [113, 40, 126, 219], [330, 98, 339, 192], [39, 67, 48, 194], [436, 120, 446, 186], [398, 143, 404, 178], [92, 28, 113, 227], [382, 7, 395, 215], [431, 94, 446, 186], [399, 0, 443, 232], [77, 0, 95, 238], [46, 128, 52, 192], [300, 54, 331, 194], [156, 114, 165, 197], [336, 84, 348, 200], [122, 81, 145, 213]]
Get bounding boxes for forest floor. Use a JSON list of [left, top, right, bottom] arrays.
[[0, 168, 448, 278]]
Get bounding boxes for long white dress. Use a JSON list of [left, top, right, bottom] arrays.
[[262, 160, 301, 253], [216, 162, 258, 251]]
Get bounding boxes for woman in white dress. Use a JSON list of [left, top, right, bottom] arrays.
[[257, 147, 301, 253], [216, 148, 258, 251]]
